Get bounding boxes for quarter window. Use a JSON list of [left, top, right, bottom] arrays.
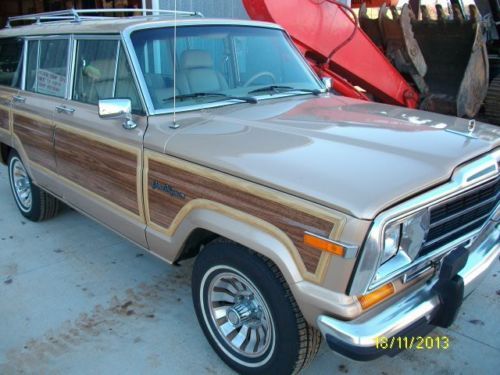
[[0, 37, 23, 87]]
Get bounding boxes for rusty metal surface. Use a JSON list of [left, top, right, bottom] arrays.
[[360, 3, 490, 118]]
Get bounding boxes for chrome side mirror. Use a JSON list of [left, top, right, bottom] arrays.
[[98, 98, 137, 130], [321, 77, 332, 91]]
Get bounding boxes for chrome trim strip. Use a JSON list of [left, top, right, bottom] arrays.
[[118, 39, 148, 115], [65, 34, 74, 100], [371, 226, 481, 290], [112, 41, 120, 97], [460, 221, 500, 296], [369, 201, 499, 292], [349, 150, 499, 295], [318, 290, 440, 347], [35, 39, 40, 92], [21, 39, 28, 90], [120, 22, 324, 116], [73, 34, 121, 40], [304, 231, 358, 259], [318, 221, 499, 348]]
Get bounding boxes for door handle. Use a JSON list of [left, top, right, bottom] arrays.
[[12, 95, 26, 103], [55, 105, 75, 115]]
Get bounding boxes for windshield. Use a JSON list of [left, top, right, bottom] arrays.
[[130, 25, 323, 111]]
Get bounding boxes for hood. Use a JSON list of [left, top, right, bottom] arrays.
[[163, 95, 500, 219]]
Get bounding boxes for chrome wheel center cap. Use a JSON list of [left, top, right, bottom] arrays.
[[227, 301, 255, 327]]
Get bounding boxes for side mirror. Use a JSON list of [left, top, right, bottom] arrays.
[[98, 98, 137, 130], [321, 77, 332, 91]]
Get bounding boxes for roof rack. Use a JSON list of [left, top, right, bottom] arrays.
[[5, 8, 204, 28]]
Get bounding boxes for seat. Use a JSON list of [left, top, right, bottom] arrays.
[[81, 59, 115, 104], [176, 50, 228, 94]]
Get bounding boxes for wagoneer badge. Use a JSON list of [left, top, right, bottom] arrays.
[[152, 180, 186, 200]]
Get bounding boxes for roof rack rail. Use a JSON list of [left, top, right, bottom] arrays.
[[5, 8, 204, 28]]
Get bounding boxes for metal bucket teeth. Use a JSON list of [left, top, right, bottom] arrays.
[[377, 4, 427, 81], [452, 4, 464, 23], [358, 1, 489, 117], [420, 5, 430, 22], [359, 2, 384, 49], [435, 4, 446, 22], [469, 4, 480, 23]]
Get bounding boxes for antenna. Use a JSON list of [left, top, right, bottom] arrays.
[[170, 0, 180, 129]]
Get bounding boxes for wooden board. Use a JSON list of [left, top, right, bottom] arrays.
[[147, 158, 335, 273], [13, 113, 55, 170], [55, 128, 140, 216]]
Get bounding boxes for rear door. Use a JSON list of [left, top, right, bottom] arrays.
[[11, 36, 71, 195], [0, 37, 23, 142], [53, 37, 148, 247]]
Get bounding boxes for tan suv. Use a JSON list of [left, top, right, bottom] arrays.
[[0, 9, 499, 374]]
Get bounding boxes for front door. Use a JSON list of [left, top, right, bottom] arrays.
[[53, 38, 148, 247]]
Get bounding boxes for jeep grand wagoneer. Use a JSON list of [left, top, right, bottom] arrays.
[[0, 8, 498, 374]]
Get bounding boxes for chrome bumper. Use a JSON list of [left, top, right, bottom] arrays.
[[317, 219, 499, 359]]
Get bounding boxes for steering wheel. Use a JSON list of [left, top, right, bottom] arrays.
[[243, 71, 277, 87]]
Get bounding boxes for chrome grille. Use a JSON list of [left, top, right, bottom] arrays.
[[419, 176, 500, 256]]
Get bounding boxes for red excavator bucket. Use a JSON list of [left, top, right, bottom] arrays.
[[243, 0, 420, 108]]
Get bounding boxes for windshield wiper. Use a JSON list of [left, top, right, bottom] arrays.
[[248, 85, 321, 96], [163, 92, 257, 104]]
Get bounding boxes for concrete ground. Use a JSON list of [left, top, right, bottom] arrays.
[[0, 166, 499, 375]]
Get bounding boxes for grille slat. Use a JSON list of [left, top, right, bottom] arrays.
[[419, 176, 499, 256]]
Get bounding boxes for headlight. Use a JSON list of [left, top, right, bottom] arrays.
[[382, 223, 401, 264], [376, 209, 430, 278], [399, 209, 430, 260]]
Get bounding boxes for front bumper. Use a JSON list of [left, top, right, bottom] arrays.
[[317, 219, 500, 361]]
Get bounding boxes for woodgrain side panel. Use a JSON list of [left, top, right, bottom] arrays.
[[55, 128, 140, 216], [0, 106, 9, 131], [13, 113, 55, 170], [148, 159, 333, 273]]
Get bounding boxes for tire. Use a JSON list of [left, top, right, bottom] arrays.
[[192, 240, 321, 375], [7, 151, 60, 221]]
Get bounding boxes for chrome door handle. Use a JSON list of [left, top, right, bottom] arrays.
[[12, 95, 26, 103], [55, 105, 75, 114]]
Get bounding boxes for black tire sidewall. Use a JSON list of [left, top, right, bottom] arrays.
[[8, 151, 42, 220], [192, 242, 302, 375]]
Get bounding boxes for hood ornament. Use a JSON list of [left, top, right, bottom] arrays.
[[445, 119, 479, 139], [467, 119, 476, 134]]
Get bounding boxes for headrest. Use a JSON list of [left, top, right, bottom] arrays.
[[180, 50, 214, 70], [83, 59, 115, 81], [83, 65, 101, 80]]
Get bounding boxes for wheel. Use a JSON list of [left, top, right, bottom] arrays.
[[243, 71, 277, 87], [192, 240, 321, 375], [8, 151, 60, 221]]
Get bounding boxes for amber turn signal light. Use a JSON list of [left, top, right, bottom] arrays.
[[358, 283, 395, 310], [303, 233, 345, 257]]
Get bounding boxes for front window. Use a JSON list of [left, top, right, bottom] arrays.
[[130, 25, 322, 111]]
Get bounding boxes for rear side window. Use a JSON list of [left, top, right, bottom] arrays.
[[26, 39, 69, 98], [0, 38, 23, 87]]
